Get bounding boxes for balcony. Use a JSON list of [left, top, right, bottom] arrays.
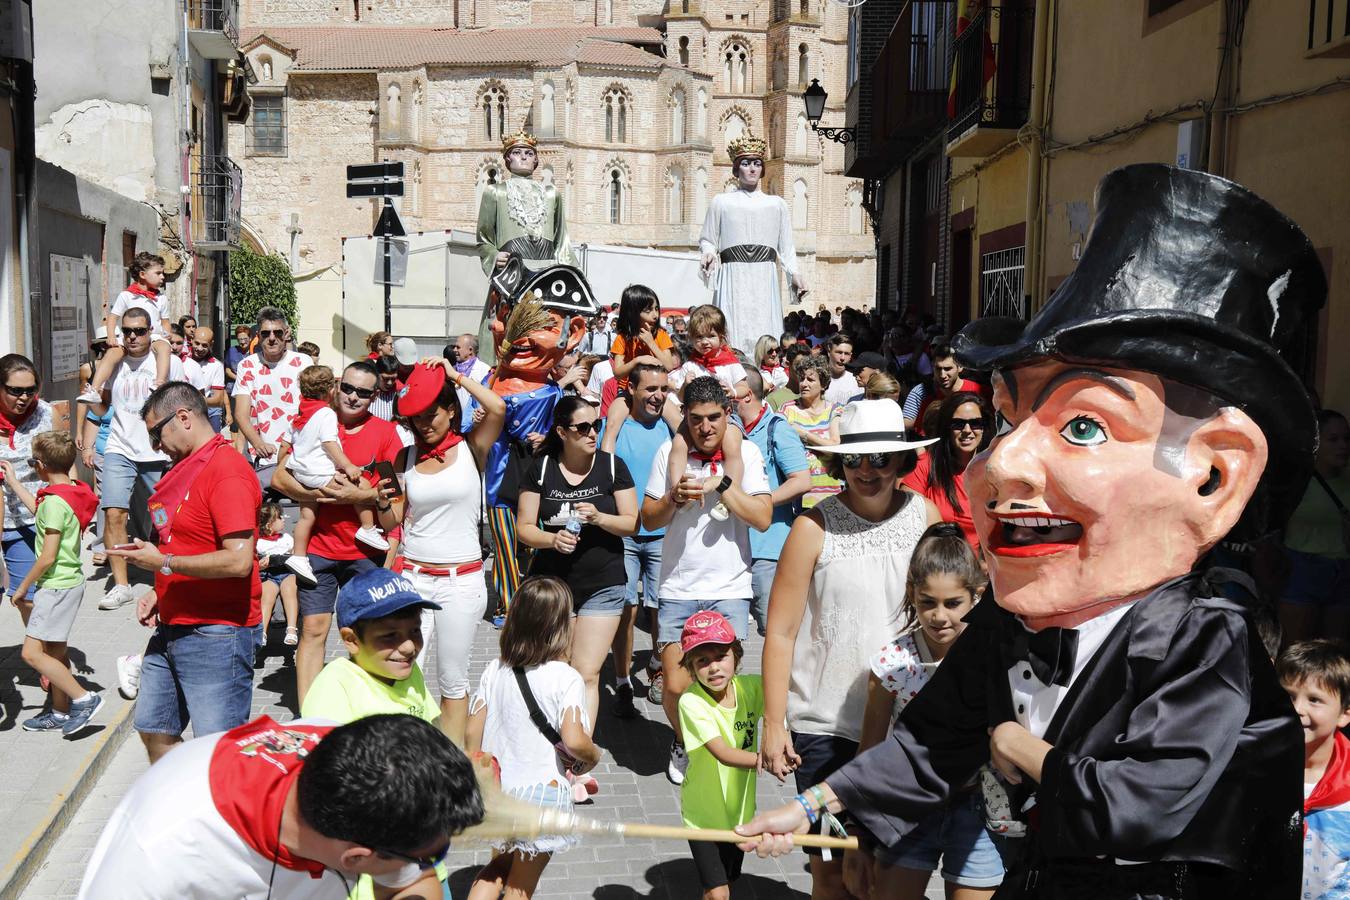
[[946, 1, 1035, 158], [185, 0, 238, 60], [190, 154, 242, 250]]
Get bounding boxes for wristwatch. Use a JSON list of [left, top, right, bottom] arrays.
[[160, 554, 174, 576], [715, 475, 733, 495]]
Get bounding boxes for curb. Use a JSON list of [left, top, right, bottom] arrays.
[[0, 701, 135, 900]]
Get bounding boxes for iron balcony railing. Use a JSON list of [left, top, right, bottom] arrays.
[[191, 154, 242, 250], [947, 2, 1036, 140], [873, 0, 951, 145], [185, 0, 239, 59]]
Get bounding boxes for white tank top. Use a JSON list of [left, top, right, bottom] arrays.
[[400, 443, 482, 565]]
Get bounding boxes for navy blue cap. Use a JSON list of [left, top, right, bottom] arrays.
[[336, 568, 440, 629]]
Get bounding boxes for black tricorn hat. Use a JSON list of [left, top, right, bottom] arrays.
[[519, 264, 599, 318], [954, 164, 1326, 512]]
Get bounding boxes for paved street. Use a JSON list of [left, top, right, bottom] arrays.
[[4, 534, 942, 899]]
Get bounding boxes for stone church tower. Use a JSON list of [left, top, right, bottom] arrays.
[[230, 0, 873, 310]]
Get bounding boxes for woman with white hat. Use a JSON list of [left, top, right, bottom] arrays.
[[759, 399, 940, 900]]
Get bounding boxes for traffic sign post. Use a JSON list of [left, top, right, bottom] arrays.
[[347, 160, 406, 333]]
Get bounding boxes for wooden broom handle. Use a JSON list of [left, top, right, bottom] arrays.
[[616, 822, 857, 850]]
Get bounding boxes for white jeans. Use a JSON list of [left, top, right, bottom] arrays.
[[408, 567, 489, 699]]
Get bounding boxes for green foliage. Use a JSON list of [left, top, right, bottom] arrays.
[[228, 248, 299, 330]]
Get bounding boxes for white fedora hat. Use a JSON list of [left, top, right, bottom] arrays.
[[813, 399, 938, 455]]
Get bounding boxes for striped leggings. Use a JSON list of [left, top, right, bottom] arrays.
[[487, 505, 533, 612]]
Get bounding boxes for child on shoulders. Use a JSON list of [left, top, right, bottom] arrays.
[[600, 284, 679, 450], [80, 252, 175, 401]]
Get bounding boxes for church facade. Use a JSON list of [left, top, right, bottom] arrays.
[[230, 0, 875, 311]]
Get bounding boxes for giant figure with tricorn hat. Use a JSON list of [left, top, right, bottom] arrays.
[[738, 164, 1322, 898]]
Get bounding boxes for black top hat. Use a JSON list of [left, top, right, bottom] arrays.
[[954, 164, 1326, 515], [519, 264, 599, 318]]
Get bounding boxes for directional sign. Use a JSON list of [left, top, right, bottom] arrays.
[[347, 181, 403, 198], [347, 161, 404, 181], [373, 200, 406, 238]]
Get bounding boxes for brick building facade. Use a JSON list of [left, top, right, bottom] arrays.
[[229, 0, 874, 311]]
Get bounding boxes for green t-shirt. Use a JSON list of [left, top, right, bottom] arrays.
[[1287, 471, 1350, 560], [678, 674, 764, 830], [300, 657, 439, 724], [33, 496, 84, 589]]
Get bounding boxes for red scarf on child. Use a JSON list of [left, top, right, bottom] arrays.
[[689, 345, 739, 372], [0, 403, 35, 449], [290, 398, 328, 436], [209, 716, 334, 878], [1307, 731, 1350, 826], [36, 483, 99, 532], [416, 430, 464, 463], [147, 434, 230, 543], [126, 283, 159, 301]]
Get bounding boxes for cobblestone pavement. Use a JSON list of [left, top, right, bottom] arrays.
[[10, 533, 943, 898]]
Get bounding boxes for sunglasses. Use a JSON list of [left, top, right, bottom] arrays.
[[373, 841, 451, 871], [26, 457, 39, 471], [3, 384, 37, 398], [147, 408, 186, 447], [121, 326, 150, 337], [565, 421, 598, 436], [258, 328, 286, 339], [840, 451, 897, 469], [949, 418, 985, 433], [339, 381, 376, 400]]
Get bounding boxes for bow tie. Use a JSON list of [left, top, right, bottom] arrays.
[[1004, 624, 1080, 687]]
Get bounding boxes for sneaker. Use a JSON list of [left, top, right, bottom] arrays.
[[21, 710, 69, 732], [666, 740, 688, 786], [647, 669, 664, 705], [116, 654, 142, 700], [98, 584, 135, 611], [76, 386, 103, 404], [613, 682, 638, 719], [354, 526, 390, 551], [285, 555, 318, 587], [62, 692, 105, 736], [284, 626, 299, 646]]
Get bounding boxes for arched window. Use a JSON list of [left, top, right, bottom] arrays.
[[475, 162, 500, 209], [668, 167, 684, 223], [608, 168, 624, 224], [671, 87, 686, 144], [798, 44, 810, 88], [696, 88, 708, 137], [540, 165, 554, 187], [678, 35, 690, 67], [481, 85, 506, 141], [846, 184, 865, 234], [723, 111, 747, 145], [695, 167, 708, 221], [793, 178, 809, 229], [795, 112, 809, 156], [724, 42, 750, 93], [801, 0, 810, 15], [411, 80, 423, 140], [604, 89, 627, 143], [386, 82, 401, 130], [682, 0, 689, 11], [539, 81, 555, 135]]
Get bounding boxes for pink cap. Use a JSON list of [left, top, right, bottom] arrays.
[[680, 611, 737, 655]]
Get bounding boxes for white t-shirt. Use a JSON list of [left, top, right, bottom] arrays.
[[470, 659, 589, 793], [104, 352, 186, 463], [824, 371, 859, 407], [285, 406, 339, 481], [183, 357, 225, 395], [668, 359, 748, 395], [586, 358, 614, 396], [110, 289, 170, 340], [231, 351, 313, 457], [77, 722, 419, 899], [646, 439, 770, 600], [257, 532, 294, 558]]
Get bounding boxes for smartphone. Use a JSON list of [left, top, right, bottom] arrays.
[[111, 543, 140, 551], [365, 460, 402, 499]]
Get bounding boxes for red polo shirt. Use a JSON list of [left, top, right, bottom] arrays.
[[307, 415, 405, 561], [156, 446, 263, 626], [902, 454, 979, 550]]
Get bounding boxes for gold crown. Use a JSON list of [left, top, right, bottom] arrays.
[[501, 129, 538, 155], [727, 133, 768, 161]]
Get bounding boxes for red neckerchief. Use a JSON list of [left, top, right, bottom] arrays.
[[690, 344, 739, 372], [1307, 731, 1350, 822], [126, 283, 159, 301], [417, 430, 464, 463], [743, 405, 768, 435], [291, 398, 329, 435], [36, 483, 99, 532], [209, 716, 334, 878], [147, 434, 230, 544], [0, 403, 35, 449], [689, 448, 724, 475]]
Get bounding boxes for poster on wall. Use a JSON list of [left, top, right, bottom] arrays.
[[49, 253, 90, 382]]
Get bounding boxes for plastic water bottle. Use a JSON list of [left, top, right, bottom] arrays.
[[563, 510, 583, 553]]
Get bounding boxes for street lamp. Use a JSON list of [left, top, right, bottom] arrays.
[[802, 78, 856, 144]]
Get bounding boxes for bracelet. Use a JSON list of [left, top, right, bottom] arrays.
[[794, 794, 819, 826], [376, 502, 392, 513], [809, 784, 829, 811]]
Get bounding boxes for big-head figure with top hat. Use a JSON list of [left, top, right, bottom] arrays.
[[738, 164, 1323, 899]]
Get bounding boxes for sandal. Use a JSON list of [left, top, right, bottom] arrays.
[[284, 626, 299, 646]]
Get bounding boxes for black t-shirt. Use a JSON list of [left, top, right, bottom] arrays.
[[523, 451, 634, 603]]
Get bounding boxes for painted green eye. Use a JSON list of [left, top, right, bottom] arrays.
[[1060, 416, 1107, 446]]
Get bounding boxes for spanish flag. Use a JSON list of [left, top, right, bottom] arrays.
[[947, 0, 998, 120]]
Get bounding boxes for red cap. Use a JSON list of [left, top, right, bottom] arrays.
[[397, 363, 448, 417], [680, 611, 737, 655]]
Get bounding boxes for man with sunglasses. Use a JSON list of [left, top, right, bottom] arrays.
[[78, 713, 484, 899], [271, 360, 405, 705], [89, 307, 185, 612], [232, 306, 314, 490]]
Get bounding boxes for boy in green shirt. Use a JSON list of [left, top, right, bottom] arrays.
[[0, 431, 101, 735], [300, 567, 441, 725], [677, 611, 764, 900]]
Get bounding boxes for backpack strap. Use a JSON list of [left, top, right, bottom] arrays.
[[513, 666, 564, 746]]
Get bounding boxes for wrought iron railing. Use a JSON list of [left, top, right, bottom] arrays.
[[185, 0, 238, 48], [191, 154, 242, 250], [948, 2, 1035, 139]]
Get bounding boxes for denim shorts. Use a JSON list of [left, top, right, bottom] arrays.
[[134, 623, 255, 738], [873, 790, 1007, 888], [260, 570, 293, 587], [656, 597, 751, 645], [576, 582, 628, 617], [623, 535, 663, 609], [1282, 548, 1350, 607], [100, 452, 167, 510], [297, 554, 379, 618], [2, 525, 37, 595]]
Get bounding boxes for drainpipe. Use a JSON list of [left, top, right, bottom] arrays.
[[1021, 0, 1052, 315], [1205, 0, 1233, 176]]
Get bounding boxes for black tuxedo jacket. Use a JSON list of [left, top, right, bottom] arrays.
[[827, 571, 1303, 897]]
